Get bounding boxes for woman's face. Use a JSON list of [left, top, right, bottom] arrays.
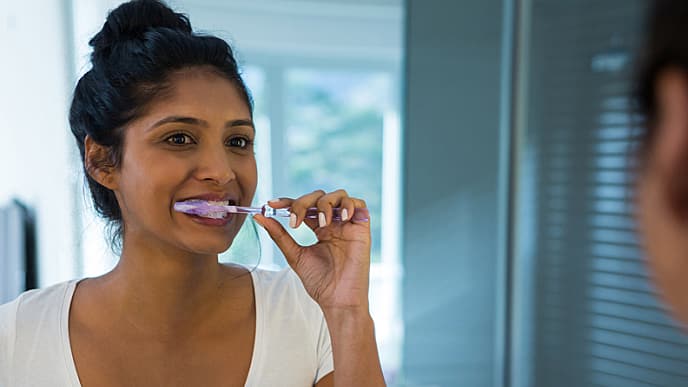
[[638, 69, 688, 324], [108, 68, 257, 256]]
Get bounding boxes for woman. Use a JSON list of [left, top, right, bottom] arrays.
[[636, 0, 688, 326], [0, 0, 385, 386]]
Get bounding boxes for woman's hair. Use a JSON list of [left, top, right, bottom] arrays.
[[69, 0, 253, 248], [634, 0, 688, 218], [635, 0, 688, 149]]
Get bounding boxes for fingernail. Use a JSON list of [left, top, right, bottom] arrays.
[[341, 208, 349, 221], [268, 198, 280, 204], [289, 213, 297, 228], [318, 212, 326, 228]]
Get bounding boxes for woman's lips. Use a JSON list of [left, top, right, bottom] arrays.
[[185, 212, 234, 227]]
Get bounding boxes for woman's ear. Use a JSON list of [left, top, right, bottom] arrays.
[[84, 135, 120, 190], [653, 69, 688, 217], [654, 69, 688, 175]]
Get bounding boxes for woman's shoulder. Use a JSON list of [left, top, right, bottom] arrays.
[[251, 266, 306, 298], [0, 280, 77, 330], [0, 280, 77, 381], [251, 266, 322, 317], [251, 265, 299, 286], [2, 280, 77, 310], [246, 266, 333, 382]]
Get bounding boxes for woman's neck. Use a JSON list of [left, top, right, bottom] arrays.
[[92, 233, 248, 339]]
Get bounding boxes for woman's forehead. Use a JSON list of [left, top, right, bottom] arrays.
[[137, 71, 251, 125]]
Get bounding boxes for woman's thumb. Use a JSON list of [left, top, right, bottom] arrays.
[[253, 214, 302, 267]]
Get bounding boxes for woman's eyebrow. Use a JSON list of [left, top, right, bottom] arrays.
[[149, 115, 208, 130], [148, 116, 254, 131], [227, 119, 254, 130]]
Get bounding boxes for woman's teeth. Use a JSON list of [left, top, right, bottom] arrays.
[[192, 200, 230, 219], [206, 200, 230, 206], [200, 211, 227, 219]]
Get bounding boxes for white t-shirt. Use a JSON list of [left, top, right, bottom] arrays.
[[0, 267, 334, 387]]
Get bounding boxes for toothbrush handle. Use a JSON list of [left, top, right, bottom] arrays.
[[263, 206, 369, 222], [304, 207, 369, 222]]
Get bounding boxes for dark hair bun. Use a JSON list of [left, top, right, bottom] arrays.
[[90, 0, 191, 62], [70, 0, 253, 249]]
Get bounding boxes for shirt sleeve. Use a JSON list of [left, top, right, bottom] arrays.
[[314, 312, 334, 383], [282, 267, 334, 384], [0, 298, 19, 386]]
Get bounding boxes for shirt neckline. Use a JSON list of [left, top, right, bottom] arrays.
[[59, 269, 263, 387]]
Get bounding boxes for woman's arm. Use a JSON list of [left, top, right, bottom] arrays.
[[315, 308, 385, 387]]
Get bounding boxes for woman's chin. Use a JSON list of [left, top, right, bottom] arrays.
[[166, 219, 241, 256], [177, 237, 235, 256]]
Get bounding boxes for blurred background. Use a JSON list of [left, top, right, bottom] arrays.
[[2, 0, 688, 386]]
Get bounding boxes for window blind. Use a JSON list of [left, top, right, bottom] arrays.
[[519, 0, 688, 386]]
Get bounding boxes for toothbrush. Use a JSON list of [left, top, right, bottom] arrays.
[[174, 200, 369, 221]]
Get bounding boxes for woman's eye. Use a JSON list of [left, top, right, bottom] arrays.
[[227, 137, 251, 148], [165, 133, 194, 146]]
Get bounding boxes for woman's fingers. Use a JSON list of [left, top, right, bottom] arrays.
[[288, 190, 325, 229], [253, 214, 302, 267], [315, 189, 348, 227], [267, 197, 298, 227], [268, 190, 368, 230], [348, 198, 370, 224], [339, 196, 355, 222], [267, 197, 291, 208]]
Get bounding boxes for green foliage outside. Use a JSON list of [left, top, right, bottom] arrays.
[[283, 70, 387, 263]]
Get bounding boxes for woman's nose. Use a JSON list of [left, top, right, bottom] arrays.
[[194, 144, 236, 185]]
